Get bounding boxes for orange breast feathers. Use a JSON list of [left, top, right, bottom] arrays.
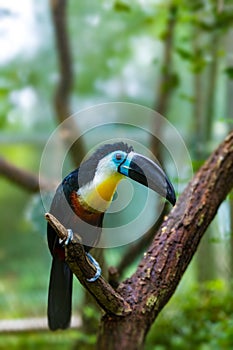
[[69, 191, 103, 226]]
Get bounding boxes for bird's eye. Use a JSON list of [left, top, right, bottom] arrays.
[[115, 153, 123, 161]]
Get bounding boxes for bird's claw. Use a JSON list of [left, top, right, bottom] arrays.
[[59, 231, 101, 281], [86, 252, 102, 282], [59, 229, 73, 246]]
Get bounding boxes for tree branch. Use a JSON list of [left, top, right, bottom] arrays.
[[50, 0, 72, 120], [152, 5, 178, 160], [97, 131, 233, 349], [50, 0, 85, 166], [155, 5, 178, 116], [0, 157, 50, 192], [128, 131, 233, 309], [45, 213, 131, 316]]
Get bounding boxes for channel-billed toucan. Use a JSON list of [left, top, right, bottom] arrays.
[[47, 142, 176, 330]]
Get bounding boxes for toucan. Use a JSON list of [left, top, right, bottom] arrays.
[[47, 142, 176, 330]]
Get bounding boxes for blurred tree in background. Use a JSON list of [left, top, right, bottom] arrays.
[[0, 0, 233, 349]]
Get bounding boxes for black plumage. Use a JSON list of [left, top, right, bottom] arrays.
[[47, 142, 133, 330], [47, 141, 176, 330]]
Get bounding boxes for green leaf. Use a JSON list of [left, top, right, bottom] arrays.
[[179, 93, 195, 104], [224, 67, 233, 79], [176, 47, 193, 61], [217, 117, 233, 124], [114, 1, 131, 12]]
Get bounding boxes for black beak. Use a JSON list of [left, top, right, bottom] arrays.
[[118, 152, 176, 206]]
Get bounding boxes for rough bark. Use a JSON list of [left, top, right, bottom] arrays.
[[45, 132, 233, 349], [97, 131, 233, 349]]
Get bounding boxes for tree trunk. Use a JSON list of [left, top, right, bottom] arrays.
[[45, 132, 233, 349], [96, 131, 233, 349]]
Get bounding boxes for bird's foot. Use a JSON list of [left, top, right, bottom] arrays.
[[59, 230, 101, 282], [59, 229, 73, 246], [86, 252, 102, 282]]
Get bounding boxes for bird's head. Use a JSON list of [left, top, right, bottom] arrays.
[[77, 142, 176, 212]]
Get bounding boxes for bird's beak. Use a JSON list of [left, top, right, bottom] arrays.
[[118, 152, 176, 206]]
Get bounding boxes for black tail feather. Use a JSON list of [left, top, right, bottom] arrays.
[[48, 257, 73, 330]]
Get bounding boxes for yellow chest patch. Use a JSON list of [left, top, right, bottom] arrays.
[[78, 172, 125, 213], [96, 173, 124, 202]]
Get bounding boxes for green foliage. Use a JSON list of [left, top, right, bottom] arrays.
[[191, 159, 205, 172], [0, 0, 232, 348], [224, 67, 233, 80], [114, 1, 131, 12], [0, 145, 49, 318], [146, 280, 233, 350], [176, 47, 193, 61], [0, 330, 90, 350]]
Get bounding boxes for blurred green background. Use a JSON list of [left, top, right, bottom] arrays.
[[0, 0, 233, 349]]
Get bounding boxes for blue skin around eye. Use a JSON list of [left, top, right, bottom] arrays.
[[115, 151, 125, 160], [118, 157, 130, 177], [111, 151, 130, 177]]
